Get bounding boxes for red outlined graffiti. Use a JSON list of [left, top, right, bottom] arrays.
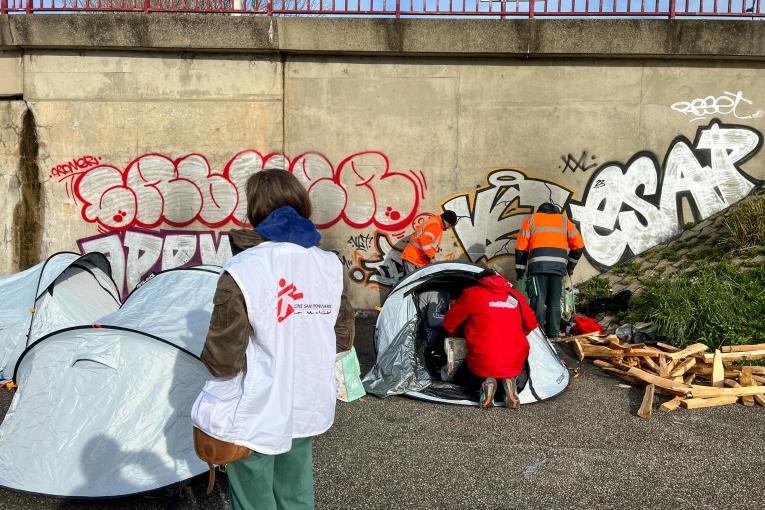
[[49, 155, 101, 178], [66, 150, 426, 233]]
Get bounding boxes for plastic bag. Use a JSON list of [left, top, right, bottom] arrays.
[[561, 281, 575, 322], [335, 347, 366, 402]]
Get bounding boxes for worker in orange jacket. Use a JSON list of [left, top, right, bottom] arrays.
[[514, 202, 584, 338], [400, 211, 458, 279]]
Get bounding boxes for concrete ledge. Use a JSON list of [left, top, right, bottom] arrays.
[[2, 14, 765, 59]]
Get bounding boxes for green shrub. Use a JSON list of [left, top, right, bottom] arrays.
[[720, 195, 765, 249], [628, 263, 765, 349], [578, 276, 611, 302]]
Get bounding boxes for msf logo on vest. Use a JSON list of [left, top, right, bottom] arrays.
[[277, 278, 304, 323]]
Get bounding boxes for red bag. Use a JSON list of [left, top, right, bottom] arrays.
[[570, 315, 604, 336]]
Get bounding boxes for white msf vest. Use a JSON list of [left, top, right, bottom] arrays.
[[191, 241, 343, 455]]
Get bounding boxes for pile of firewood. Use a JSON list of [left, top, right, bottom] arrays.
[[561, 334, 765, 419]]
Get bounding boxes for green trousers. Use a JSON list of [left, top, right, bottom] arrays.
[[529, 273, 563, 337], [226, 437, 314, 510]]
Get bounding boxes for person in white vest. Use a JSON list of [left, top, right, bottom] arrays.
[[192, 169, 345, 510]]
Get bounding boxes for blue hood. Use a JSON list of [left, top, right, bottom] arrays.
[[254, 206, 321, 248]]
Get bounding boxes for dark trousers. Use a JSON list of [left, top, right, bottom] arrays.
[[402, 260, 419, 277], [529, 273, 563, 337]]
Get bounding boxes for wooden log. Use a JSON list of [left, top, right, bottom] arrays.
[[624, 367, 693, 397], [660, 396, 683, 412], [573, 339, 585, 362], [751, 378, 765, 408], [637, 384, 655, 420], [701, 349, 765, 363], [581, 344, 626, 359], [721, 343, 765, 353], [656, 342, 680, 353], [658, 355, 670, 378], [641, 356, 660, 373], [669, 358, 697, 378], [559, 332, 603, 344], [680, 396, 739, 409], [740, 366, 755, 407], [748, 366, 765, 375], [688, 364, 740, 378], [667, 343, 710, 361], [711, 350, 724, 388], [688, 384, 765, 398], [592, 359, 614, 368]]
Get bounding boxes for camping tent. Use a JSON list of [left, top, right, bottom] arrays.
[[0, 252, 120, 376], [363, 262, 570, 405], [0, 267, 219, 497]]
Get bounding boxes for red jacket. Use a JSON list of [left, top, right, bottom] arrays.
[[443, 274, 538, 379]]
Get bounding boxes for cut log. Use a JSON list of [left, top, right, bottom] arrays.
[[751, 378, 765, 408], [580, 344, 627, 359], [669, 358, 697, 378], [740, 366, 755, 407], [625, 367, 693, 397], [637, 384, 655, 420], [660, 396, 683, 412], [656, 342, 680, 353], [688, 384, 765, 398], [667, 343, 710, 361], [592, 359, 615, 369], [641, 356, 660, 373], [721, 343, 765, 353], [711, 350, 724, 388], [702, 349, 765, 363], [573, 339, 585, 362], [680, 396, 739, 409], [688, 364, 740, 378], [658, 355, 670, 378]]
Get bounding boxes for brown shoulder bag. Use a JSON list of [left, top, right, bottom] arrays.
[[193, 427, 253, 494]]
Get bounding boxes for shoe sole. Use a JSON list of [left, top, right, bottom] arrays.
[[503, 380, 520, 409], [479, 381, 496, 409]]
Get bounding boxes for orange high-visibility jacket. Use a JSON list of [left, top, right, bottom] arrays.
[[401, 215, 445, 268], [514, 205, 585, 276]]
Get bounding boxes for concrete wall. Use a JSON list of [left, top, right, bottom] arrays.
[[2, 15, 765, 307]]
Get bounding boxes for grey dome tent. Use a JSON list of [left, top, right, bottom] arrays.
[[0, 267, 219, 497], [362, 262, 570, 405], [0, 252, 120, 377]]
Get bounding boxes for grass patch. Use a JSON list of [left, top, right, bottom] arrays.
[[721, 195, 765, 249], [578, 276, 611, 302], [628, 263, 765, 349], [612, 259, 642, 276]]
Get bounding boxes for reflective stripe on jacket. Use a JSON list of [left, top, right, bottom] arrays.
[[515, 211, 585, 276], [401, 215, 444, 267]]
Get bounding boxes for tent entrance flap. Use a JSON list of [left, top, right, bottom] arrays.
[[364, 262, 570, 406]]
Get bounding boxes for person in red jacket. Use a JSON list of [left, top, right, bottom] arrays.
[[443, 270, 538, 409]]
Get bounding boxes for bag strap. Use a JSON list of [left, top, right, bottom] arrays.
[[206, 461, 216, 495]]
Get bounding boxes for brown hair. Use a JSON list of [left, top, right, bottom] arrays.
[[245, 169, 312, 227]]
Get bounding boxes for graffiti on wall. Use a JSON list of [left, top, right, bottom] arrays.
[[569, 121, 762, 268], [671, 91, 764, 123], [78, 228, 231, 296], [57, 150, 426, 234], [559, 151, 598, 174], [442, 170, 572, 263], [444, 120, 763, 271]]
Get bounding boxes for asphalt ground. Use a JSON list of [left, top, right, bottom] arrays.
[[1, 314, 764, 510]]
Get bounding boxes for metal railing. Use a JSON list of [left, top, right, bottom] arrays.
[[1, 0, 763, 18]]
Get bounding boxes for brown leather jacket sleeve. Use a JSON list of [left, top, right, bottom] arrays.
[[200, 272, 250, 378], [335, 293, 356, 353]]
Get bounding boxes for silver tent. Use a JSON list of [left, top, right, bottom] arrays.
[[363, 262, 570, 405], [0, 252, 120, 377], [0, 267, 219, 497]]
